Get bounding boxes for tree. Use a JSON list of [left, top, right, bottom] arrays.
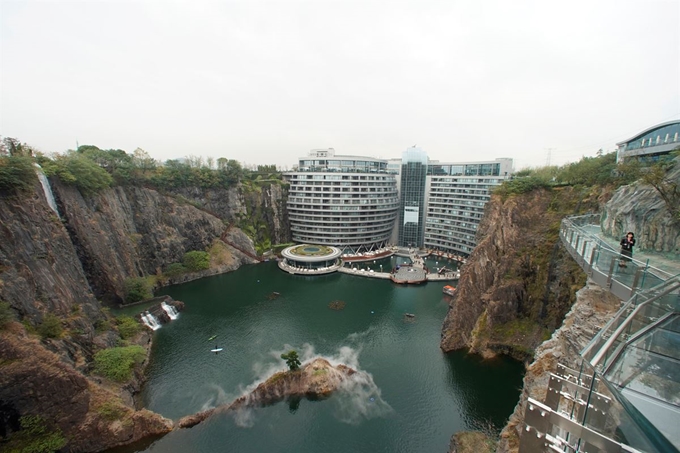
[[281, 350, 301, 371], [182, 250, 210, 271], [123, 277, 153, 303], [1, 137, 34, 157], [0, 155, 38, 194]]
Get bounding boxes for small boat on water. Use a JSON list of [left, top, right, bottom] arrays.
[[443, 285, 456, 296], [211, 345, 223, 354], [208, 335, 217, 341]]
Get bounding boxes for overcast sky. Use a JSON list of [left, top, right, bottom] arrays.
[[1, 0, 678, 170]]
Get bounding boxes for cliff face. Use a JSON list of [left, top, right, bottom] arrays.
[[0, 323, 174, 452], [496, 282, 620, 452], [0, 177, 271, 452], [168, 182, 290, 246], [440, 188, 594, 359], [601, 160, 680, 253], [0, 185, 104, 354], [52, 181, 258, 304]]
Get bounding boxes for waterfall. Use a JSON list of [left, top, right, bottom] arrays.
[[161, 301, 179, 320], [141, 312, 161, 330], [34, 165, 60, 217]]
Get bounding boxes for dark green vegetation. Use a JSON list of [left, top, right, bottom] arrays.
[[182, 250, 210, 271], [281, 350, 301, 371], [494, 150, 679, 199], [0, 301, 15, 328], [1, 136, 287, 254], [93, 345, 146, 382], [36, 314, 63, 339], [116, 315, 142, 340], [123, 277, 155, 303], [0, 415, 67, 453]]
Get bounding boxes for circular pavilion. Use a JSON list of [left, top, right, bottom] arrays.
[[279, 244, 342, 275]]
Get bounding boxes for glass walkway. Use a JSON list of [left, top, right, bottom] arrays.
[[520, 214, 680, 453]]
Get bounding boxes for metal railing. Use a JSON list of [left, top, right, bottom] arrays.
[[520, 214, 680, 452]]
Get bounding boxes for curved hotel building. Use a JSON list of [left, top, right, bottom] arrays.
[[285, 149, 400, 253]]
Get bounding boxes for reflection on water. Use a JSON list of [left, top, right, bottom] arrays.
[[122, 262, 523, 453]]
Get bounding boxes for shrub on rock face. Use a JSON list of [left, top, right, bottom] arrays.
[[2, 415, 66, 453], [123, 277, 153, 303], [0, 300, 16, 328], [116, 315, 141, 340], [0, 155, 37, 194], [182, 250, 210, 271], [164, 262, 187, 277], [37, 314, 63, 339], [94, 345, 146, 382]]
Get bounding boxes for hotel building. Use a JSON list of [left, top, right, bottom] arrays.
[[286, 147, 512, 257], [389, 147, 513, 256], [424, 158, 513, 255], [285, 149, 400, 253]]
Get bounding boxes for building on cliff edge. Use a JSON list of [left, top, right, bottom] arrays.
[[616, 119, 680, 163]]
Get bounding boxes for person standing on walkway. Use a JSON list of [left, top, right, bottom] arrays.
[[619, 232, 636, 267]]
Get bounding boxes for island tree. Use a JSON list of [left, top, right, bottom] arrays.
[[281, 350, 301, 371]]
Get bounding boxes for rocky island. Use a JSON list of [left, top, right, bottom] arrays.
[[178, 357, 357, 428]]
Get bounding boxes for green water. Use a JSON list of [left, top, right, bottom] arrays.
[[131, 261, 524, 452]]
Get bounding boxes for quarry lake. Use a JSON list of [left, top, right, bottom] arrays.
[[123, 260, 524, 453]]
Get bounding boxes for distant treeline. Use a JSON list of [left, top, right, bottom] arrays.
[[0, 137, 284, 196], [494, 150, 679, 198]]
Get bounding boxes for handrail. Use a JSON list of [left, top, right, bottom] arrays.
[[554, 214, 680, 452]]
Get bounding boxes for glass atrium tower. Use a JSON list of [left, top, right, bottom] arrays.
[[397, 147, 428, 248], [285, 149, 399, 253]]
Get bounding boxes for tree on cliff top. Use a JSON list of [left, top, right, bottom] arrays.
[[281, 350, 301, 371]]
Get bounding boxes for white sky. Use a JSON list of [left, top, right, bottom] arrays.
[[1, 0, 679, 170]]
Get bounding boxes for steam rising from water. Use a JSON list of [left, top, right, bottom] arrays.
[[231, 330, 392, 427]]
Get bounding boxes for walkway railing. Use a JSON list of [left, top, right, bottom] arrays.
[[519, 214, 680, 452], [560, 214, 675, 302]]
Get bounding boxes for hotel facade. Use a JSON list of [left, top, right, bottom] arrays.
[[284, 149, 400, 253], [285, 147, 512, 256]]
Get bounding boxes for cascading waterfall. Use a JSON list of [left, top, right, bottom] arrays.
[[34, 165, 60, 217], [161, 301, 179, 320], [141, 312, 161, 330]]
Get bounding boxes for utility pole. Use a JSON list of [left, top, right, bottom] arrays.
[[545, 148, 554, 166]]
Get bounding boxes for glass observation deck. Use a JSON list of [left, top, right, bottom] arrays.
[[520, 214, 680, 453]]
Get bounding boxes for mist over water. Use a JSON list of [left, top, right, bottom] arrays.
[[130, 261, 523, 453]]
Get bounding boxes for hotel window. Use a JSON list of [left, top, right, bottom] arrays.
[[665, 133, 670, 143]]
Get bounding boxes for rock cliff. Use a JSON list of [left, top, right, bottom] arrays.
[[496, 282, 621, 452], [51, 181, 259, 304], [601, 158, 680, 253], [0, 176, 271, 452], [440, 187, 597, 359], [0, 323, 174, 452], [167, 181, 290, 246]]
